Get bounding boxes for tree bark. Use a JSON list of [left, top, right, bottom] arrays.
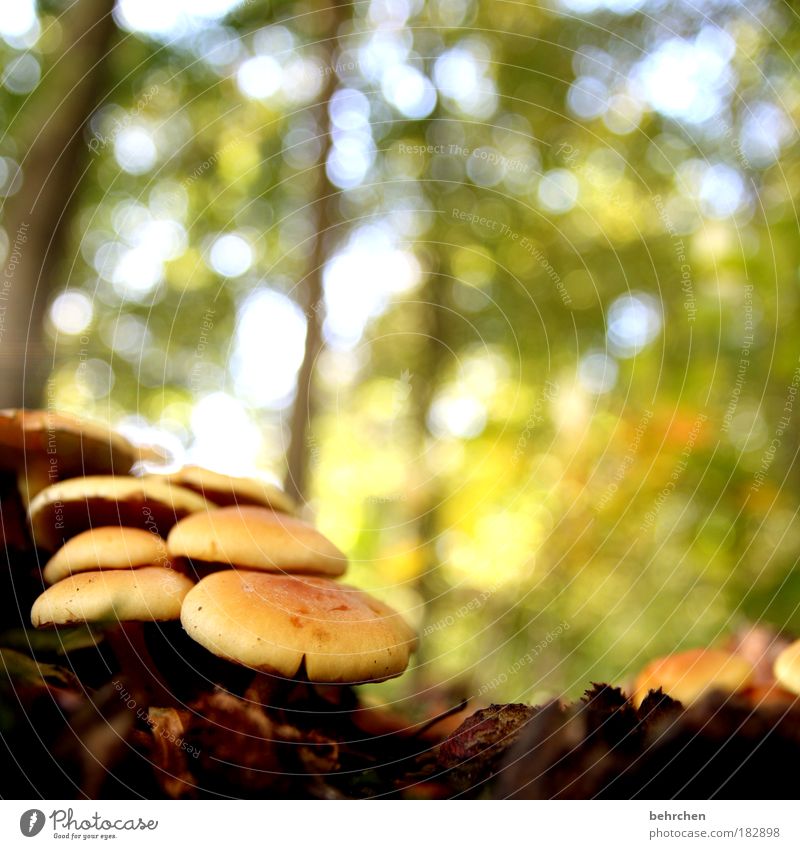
[[0, 0, 117, 408], [283, 14, 344, 505], [411, 275, 449, 673]]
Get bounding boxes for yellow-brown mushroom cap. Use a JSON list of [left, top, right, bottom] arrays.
[[31, 567, 194, 627], [0, 409, 160, 497], [633, 648, 754, 707], [28, 475, 208, 551], [180, 570, 417, 683], [43, 526, 170, 585], [774, 639, 800, 696], [0, 409, 139, 507], [146, 466, 296, 514], [167, 506, 347, 577]]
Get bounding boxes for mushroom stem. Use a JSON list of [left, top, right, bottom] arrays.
[[17, 456, 53, 510], [1, 471, 32, 552], [105, 623, 180, 710]]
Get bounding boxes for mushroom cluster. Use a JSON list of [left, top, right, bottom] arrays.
[[168, 505, 417, 683], [6, 409, 416, 704], [0, 409, 155, 553], [0, 409, 153, 508], [632, 634, 799, 708], [436, 628, 800, 799]]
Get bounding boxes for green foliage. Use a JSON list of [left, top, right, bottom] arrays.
[[3, 0, 800, 703]]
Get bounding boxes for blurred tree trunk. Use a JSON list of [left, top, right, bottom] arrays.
[[0, 0, 116, 408], [283, 11, 344, 505], [411, 275, 449, 673]]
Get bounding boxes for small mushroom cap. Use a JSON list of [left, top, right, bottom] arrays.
[[633, 648, 753, 707], [31, 567, 194, 627], [147, 466, 296, 514], [43, 526, 170, 585], [180, 570, 418, 683], [774, 639, 800, 696], [28, 475, 208, 551], [167, 506, 347, 577]]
